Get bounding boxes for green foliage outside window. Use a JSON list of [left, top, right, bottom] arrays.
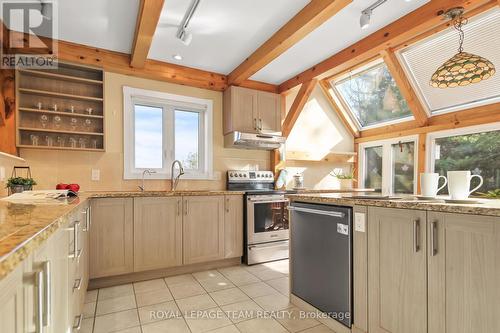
[[335, 62, 413, 127]]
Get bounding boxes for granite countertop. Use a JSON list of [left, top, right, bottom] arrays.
[[0, 194, 90, 279], [287, 193, 500, 217], [89, 190, 245, 198]]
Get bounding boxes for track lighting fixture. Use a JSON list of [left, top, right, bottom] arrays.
[[176, 0, 200, 46], [359, 0, 387, 29]]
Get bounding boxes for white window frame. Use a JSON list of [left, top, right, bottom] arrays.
[[359, 135, 419, 195], [426, 122, 500, 172], [123, 86, 213, 180], [329, 58, 415, 131]]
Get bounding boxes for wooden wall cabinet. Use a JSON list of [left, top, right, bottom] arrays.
[[223, 86, 281, 134], [224, 195, 244, 259], [90, 198, 133, 278], [183, 196, 225, 265], [368, 207, 427, 333], [134, 197, 183, 272], [427, 212, 500, 333]]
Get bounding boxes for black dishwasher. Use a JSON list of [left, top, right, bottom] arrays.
[[289, 202, 353, 328]]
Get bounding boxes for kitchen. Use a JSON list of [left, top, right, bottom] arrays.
[[0, 1, 499, 333]]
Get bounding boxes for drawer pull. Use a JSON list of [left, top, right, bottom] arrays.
[[431, 220, 438, 256], [413, 219, 420, 253], [42, 261, 51, 327], [73, 278, 82, 292], [73, 314, 83, 331], [35, 271, 44, 333]]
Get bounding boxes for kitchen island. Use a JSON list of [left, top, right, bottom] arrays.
[[286, 193, 500, 333]]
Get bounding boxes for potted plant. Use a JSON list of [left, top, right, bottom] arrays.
[[330, 168, 357, 190], [477, 189, 500, 199], [6, 177, 37, 194]]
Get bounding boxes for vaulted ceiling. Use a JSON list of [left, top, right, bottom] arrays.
[[11, 0, 432, 85]]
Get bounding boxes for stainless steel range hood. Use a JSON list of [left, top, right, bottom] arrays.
[[224, 131, 285, 150]]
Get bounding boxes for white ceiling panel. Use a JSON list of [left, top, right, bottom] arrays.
[[148, 0, 310, 74], [251, 0, 430, 84], [8, 0, 141, 54]]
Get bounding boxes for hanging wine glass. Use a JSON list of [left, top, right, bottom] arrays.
[[85, 107, 93, 115], [53, 115, 62, 129], [40, 114, 49, 128]]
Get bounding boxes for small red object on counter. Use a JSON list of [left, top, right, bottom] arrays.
[[56, 183, 80, 192]]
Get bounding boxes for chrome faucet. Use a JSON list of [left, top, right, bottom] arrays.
[[171, 160, 185, 191], [139, 169, 156, 192]]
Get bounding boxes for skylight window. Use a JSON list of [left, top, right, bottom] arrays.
[[398, 8, 500, 115], [330, 59, 414, 129]]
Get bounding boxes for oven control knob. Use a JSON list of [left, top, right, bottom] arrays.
[[243, 174, 247, 177], [239, 173, 243, 177], [257, 174, 261, 177], [229, 173, 233, 177]]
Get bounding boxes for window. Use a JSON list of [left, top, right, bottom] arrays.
[[398, 8, 500, 115], [360, 136, 418, 195], [330, 59, 414, 129], [123, 87, 213, 179], [427, 123, 500, 194]]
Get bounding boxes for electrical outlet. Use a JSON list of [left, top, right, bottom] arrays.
[[91, 169, 100, 181], [0, 167, 5, 181], [213, 171, 221, 180], [354, 212, 366, 232]]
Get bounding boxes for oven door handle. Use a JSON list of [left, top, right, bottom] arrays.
[[288, 206, 345, 218], [247, 198, 290, 204]]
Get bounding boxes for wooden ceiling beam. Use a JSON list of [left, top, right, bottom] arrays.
[[130, 0, 165, 68], [278, 0, 492, 93], [380, 49, 428, 126], [282, 79, 317, 138], [227, 0, 352, 86], [354, 102, 500, 143], [5, 29, 278, 92], [318, 80, 360, 137]]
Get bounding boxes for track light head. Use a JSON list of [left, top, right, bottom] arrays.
[[178, 30, 193, 46], [360, 10, 371, 29]]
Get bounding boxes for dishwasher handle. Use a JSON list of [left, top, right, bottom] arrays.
[[288, 206, 345, 218]]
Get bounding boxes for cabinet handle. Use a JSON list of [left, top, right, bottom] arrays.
[[70, 221, 80, 260], [177, 200, 181, 216], [82, 207, 90, 232], [431, 220, 438, 256], [259, 118, 263, 130], [184, 200, 188, 215], [73, 314, 83, 331], [413, 219, 420, 253], [42, 261, 51, 327], [73, 278, 82, 292], [225, 198, 230, 213], [253, 118, 257, 130], [35, 270, 44, 333]]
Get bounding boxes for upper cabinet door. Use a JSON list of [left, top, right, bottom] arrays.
[[90, 198, 134, 279], [134, 197, 183, 272], [183, 196, 225, 265], [257, 91, 281, 133], [427, 212, 500, 333], [368, 207, 427, 333], [233, 87, 258, 133]]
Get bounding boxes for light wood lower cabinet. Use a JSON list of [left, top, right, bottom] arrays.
[[368, 207, 427, 333], [183, 196, 225, 265], [0, 263, 25, 333], [134, 197, 183, 272], [428, 212, 500, 333], [90, 198, 133, 278], [224, 195, 243, 258]]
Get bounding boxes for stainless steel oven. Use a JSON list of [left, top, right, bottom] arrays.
[[246, 194, 289, 244], [226, 170, 290, 265]]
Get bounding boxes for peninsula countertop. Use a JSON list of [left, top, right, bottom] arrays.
[[287, 193, 500, 217]]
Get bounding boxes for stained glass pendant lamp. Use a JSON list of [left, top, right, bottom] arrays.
[[430, 7, 495, 88]]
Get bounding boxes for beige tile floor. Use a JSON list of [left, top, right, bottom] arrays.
[[82, 260, 336, 333]]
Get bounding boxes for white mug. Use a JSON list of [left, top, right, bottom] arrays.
[[420, 173, 447, 197], [447, 171, 483, 200]]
